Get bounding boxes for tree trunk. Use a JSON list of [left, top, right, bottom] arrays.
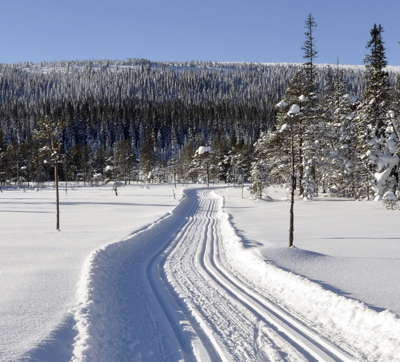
[[289, 131, 295, 247], [298, 126, 304, 197], [55, 163, 60, 230], [206, 162, 209, 187]]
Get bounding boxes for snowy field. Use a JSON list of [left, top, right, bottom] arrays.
[[1, 183, 400, 361], [217, 186, 400, 316], [0, 183, 183, 361]]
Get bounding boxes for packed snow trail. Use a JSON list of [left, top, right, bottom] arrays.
[[71, 190, 200, 362], [68, 188, 400, 362], [164, 190, 358, 361]]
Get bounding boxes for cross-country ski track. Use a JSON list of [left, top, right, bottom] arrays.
[[31, 187, 399, 362]]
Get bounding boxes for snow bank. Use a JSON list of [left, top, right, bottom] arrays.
[[213, 191, 400, 361], [71, 189, 196, 362], [0, 184, 184, 361]]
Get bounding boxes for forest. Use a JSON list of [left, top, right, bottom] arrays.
[[0, 16, 399, 206]]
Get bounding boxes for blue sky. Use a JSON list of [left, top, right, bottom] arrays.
[[1, 0, 399, 66]]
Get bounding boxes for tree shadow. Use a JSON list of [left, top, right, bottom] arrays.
[[226, 212, 263, 249], [22, 314, 77, 362], [263, 253, 392, 315]]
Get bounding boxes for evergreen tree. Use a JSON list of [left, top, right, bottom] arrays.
[[191, 146, 213, 187], [355, 24, 398, 200], [180, 140, 195, 183], [322, 68, 361, 197], [249, 133, 271, 199], [34, 116, 64, 230], [0, 130, 6, 186], [140, 127, 158, 182], [302, 13, 318, 94], [114, 139, 137, 184], [265, 15, 321, 198]]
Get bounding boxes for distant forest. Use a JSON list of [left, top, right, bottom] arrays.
[[0, 58, 397, 185], [1, 59, 370, 151]]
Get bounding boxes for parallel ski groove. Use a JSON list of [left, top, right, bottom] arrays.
[[150, 189, 357, 361]]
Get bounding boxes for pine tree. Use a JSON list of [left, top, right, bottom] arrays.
[[191, 146, 213, 187], [249, 133, 271, 199], [266, 15, 321, 198], [0, 130, 6, 187], [320, 66, 361, 197], [302, 13, 318, 94], [355, 24, 398, 200], [34, 116, 64, 230], [140, 127, 158, 182], [114, 139, 137, 184], [180, 140, 195, 183]]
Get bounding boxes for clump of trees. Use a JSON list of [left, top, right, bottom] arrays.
[[250, 15, 399, 246], [255, 17, 399, 202]]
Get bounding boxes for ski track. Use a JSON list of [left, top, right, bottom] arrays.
[[164, 190, 356, 362], [29, 188, 400, 361]]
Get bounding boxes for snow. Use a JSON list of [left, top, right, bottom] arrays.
[[288, 104, 300, 114], [384, 190, 397, 200], [279, 123, 290, 132], [387, 132, 398, 154], [276, 100, 288, 108], [1, 183, 400, 361], [0, 184, 182, 361], [216, 186, 400, 361], [374, 155, 399, 199], [216, 186, 400, 316], [197, 146, 212, 155], [343, 93, 359, 104]]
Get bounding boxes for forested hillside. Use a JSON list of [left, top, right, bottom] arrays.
[[0, 59, 368, 150], [0, 57, 398, 192]]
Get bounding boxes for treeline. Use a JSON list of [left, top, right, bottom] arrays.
[[0, 19, 399, 199], [0, 58, 370, 185]]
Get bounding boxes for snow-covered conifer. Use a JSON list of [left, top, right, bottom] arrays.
[[355, 24, 398, 200], [190, 146, 213, 187], [320, 67, 361, 197], [249, 133, 272, 198]]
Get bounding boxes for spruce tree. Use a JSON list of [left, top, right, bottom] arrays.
[[34, 117, 64, 230], [355, 24, 398, 200], [267, 14, 320, 198], [249, 133, 271, 199], [302, 13, 318, 94], [140, 127, 158, 182], [323, 68, 361, 197]]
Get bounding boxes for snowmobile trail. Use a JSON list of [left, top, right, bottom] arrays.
[[162, 189, 356, 361]]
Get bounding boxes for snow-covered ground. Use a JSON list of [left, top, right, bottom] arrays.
[[0, 183, 182, 362], [216, 186, 400, 316], [1, 183, 400, 361]]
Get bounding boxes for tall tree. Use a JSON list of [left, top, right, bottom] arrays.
[[322, 67, 361, 197], [140, 127, 158, 182], [34, 116, 64, 230], [249, 134, 271, 199], [191, 146, 213, 187], [355, 24, 398, 200], [302, 13, 318, 94], [266, 14, 320, 198], [114, 139, 137, 184]]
